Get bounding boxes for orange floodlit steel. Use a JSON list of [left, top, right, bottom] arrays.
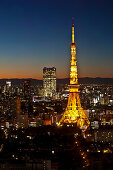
[[58, 24, 90, 130]]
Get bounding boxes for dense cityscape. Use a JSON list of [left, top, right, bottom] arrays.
[[0, 75, 113, 169], [0, 1, 113, 170], [0, 25, 113, 168]]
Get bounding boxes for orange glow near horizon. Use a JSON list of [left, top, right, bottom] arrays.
[[0, 74, 112, 80]]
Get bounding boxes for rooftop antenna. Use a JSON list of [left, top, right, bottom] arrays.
[[72, 17, 75, 43]]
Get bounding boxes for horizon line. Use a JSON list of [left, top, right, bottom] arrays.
[[0, 77, 113, 80]]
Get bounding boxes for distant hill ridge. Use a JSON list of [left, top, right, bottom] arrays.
[[0, 78, 113, 85]]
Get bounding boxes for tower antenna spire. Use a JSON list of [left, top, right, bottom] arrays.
[[72, 17, 74, 43], [57, 22, 90, 130]]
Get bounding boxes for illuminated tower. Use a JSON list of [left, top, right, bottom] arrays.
[[58, 24, 90, 130]]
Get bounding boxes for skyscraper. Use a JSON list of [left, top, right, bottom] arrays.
[[43, 67, 56, 98], [5, 81, 11, 93], [16, 96, 21, 116], [22, 80, 32, 114], [58, 24, 90, 130], [23, 80, 31, 100]]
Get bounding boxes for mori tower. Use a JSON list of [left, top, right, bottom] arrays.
[[58, 24, 90, 130]]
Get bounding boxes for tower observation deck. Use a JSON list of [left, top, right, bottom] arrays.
[[58, 24, 90, 130]]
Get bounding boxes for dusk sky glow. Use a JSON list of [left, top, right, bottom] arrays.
[[0, 0, 113, 79]]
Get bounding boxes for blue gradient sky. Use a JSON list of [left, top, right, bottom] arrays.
[[0, 0, 113, 79]]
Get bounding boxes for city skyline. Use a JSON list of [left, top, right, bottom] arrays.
[[0, 0, 113, 79]]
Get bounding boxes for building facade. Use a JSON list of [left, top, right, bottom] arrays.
[[22, 80, 31, 114], [43, 67, 56, 98]]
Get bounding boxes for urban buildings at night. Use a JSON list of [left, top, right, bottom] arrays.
[[0, 77, 113, 169], [0, 0, 113, 169], [0, 26, 112, 169]]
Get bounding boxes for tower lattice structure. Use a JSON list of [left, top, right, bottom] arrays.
[[58, 24, 90, 129]]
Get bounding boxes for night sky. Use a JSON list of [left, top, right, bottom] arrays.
[[0, 0, 113, 79]]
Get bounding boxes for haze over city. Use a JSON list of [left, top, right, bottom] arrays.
[[0, 0, 113, 79]]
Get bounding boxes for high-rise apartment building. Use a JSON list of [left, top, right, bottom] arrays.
[[43, 67, 56, 98], [23, 80, 31, 100], [22, 80, 31, 114], [5, 81, 11, 92]]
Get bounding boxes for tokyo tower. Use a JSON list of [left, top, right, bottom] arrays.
[[58, 24, 90, 130]]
